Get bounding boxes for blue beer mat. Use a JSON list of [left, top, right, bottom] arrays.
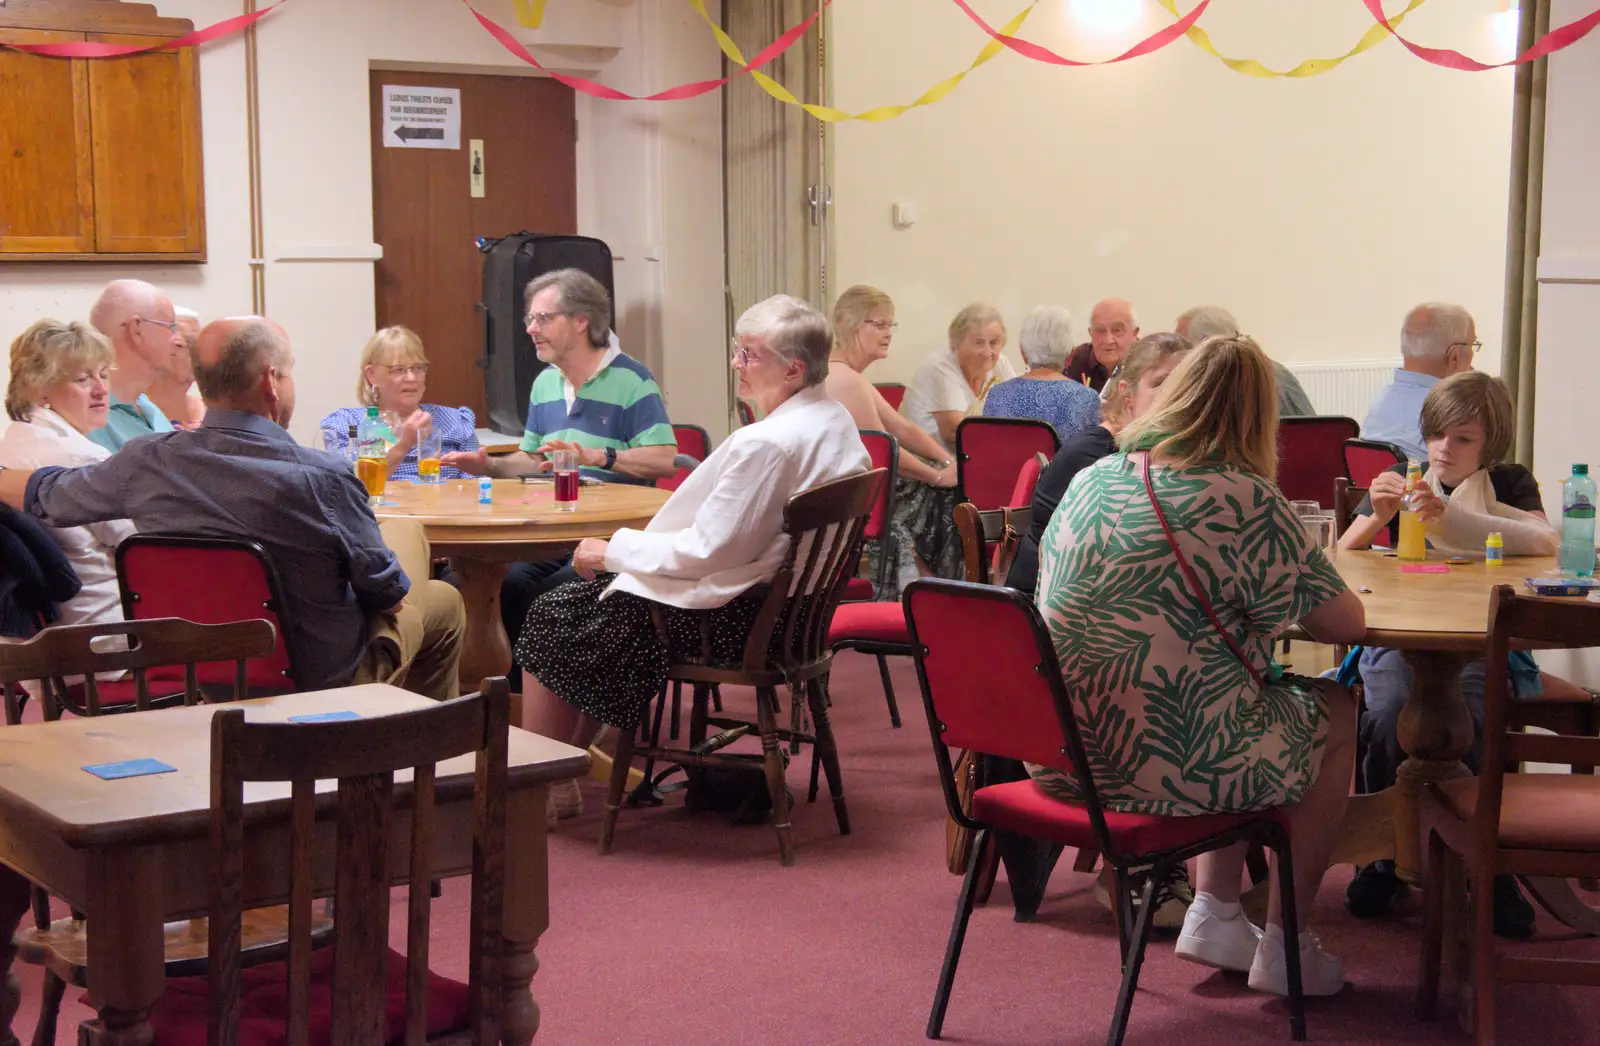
[[287, 710, 361, 724], [82, 759, 178, 780]]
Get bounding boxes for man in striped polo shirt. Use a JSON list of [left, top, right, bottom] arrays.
[[442, 268, 677, 684]]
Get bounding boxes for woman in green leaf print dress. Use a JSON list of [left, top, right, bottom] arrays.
[[1033, 335, 1367, 997]]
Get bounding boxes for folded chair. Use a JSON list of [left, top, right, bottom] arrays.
[[903, 579, 1308, 1045]]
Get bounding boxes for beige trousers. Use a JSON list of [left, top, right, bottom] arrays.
[[351, 519, 465, 701]]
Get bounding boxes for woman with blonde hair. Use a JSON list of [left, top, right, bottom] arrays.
[[0, 320, 134, 644], [1034, 335, 1366, 997], [319, 326, 478, 479]]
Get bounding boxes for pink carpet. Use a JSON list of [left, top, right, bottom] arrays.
[[15, 652, 1600, 1044]]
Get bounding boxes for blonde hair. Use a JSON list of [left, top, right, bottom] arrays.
[[357, 326, 429, 405], [1421, 370, 1514, 467], [1100, 332, 1192, 429], [832, 285, 894, 354], [947, 302, 1005, 352], [1119, 335, 1279, 478], [7, 319, 116, 422]]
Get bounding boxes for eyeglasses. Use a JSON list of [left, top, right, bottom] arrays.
[[731, 339, 789, 368], [379, 363, 429, 378], [134, 316, 179, 334], [525, 310, 568, 329], [862, 319, 898, 332], [1450, 340, 1483, 355]]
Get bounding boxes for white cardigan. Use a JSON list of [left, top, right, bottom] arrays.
[[604, 385, 870, 609]]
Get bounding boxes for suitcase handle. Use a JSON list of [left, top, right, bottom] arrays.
[[476, 301, 491, 371]]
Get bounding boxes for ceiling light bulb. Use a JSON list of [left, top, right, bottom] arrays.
[[1067, 0, 1144, 35]]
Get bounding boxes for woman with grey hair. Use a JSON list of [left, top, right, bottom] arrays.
[[981, 305, 1101, 440], [513, 294, 870, 821]]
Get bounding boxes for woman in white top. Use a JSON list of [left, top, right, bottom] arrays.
[[901, 302, 1015, 450], [0, 320, 136, 639], [514, 294, 869, 818]]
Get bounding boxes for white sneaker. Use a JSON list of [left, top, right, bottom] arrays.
[[1174, 894, 1263, 973], [1247, 924, 1345, 997]]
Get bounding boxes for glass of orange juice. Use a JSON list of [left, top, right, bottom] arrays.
[[416, 428, 443, 483], [357, 453, 388, 503]]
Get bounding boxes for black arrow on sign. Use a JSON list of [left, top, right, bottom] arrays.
[[394, 126, 445, 142]]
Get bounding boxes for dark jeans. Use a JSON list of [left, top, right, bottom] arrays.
[[500, 556, 579, 686]]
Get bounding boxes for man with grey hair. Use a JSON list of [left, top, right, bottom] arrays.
[[982, 305, 1102, 441], [85, 279, 184, 450], [0, 317, 465, 701], [1174, 305, 1316, 419], [146, 304, 205, 429], [1064, 298, 1138, 390], [1360, 302, 1478, 464]]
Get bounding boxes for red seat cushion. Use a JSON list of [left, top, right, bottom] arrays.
[[841, 577, 876, 602], [145, 946, 470, 1046], [972, 779, 1289, 855], [828, 601, 910, 646]]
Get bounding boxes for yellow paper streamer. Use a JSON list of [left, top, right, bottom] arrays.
[[689, 0, 1037, 123], [1156, 0, 1428, 77], [514, 0, 546, 29]]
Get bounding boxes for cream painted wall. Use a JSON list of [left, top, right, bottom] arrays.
[[830, 0, 1518, 383], [0, 0, 727, 442]]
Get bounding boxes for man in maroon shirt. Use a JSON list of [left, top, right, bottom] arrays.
[[1063, 297, 1138, 391]]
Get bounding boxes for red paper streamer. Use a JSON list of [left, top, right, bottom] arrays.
[[1, 0, 291, 57], [460, 0, 826, 102], [1361, 0, 1600, 71], [949, 0, 1210, 66]]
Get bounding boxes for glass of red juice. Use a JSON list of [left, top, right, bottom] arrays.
[[550, 449, 580, 511]]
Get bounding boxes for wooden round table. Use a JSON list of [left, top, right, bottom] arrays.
[[1328, 549, 1599, 932], [375, 478, 670, 689]]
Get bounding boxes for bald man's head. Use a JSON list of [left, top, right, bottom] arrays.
[[194, 318, 296, 426], [1088, 297, 1139, 369], [88, 279, 181, 393]]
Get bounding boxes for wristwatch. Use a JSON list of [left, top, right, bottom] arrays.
[[603, 447, 617, 470]]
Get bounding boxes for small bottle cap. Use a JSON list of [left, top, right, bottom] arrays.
[[366, 405, 379, 418], [1575, 464, 1590, 476]]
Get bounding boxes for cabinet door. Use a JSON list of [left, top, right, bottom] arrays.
[[86, 33, 204, 255], [0, 29, 95, 254]]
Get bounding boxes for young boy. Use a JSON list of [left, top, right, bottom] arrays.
[[1338, 371, 1562, 936]]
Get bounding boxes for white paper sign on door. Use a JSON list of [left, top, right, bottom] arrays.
[[382, 85, 461, 150]]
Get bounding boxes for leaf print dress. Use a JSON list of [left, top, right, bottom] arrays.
[[1030, 452, 1349, 816]]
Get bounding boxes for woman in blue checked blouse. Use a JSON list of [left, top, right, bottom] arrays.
[[320, 326, 478, 480]]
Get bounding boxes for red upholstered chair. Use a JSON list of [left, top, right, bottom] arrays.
[[1276, 416, 1359, 508], [658, 423, 712, 492], [148, 681, 511, 1046], [1008, 451, 1045, 509], [1343, 437, 1408, 488], [874, 382, 907, 411], [903, 579, 1308, 1046], [117, 535, 301, 699], [736, 400, 755, 427], [840, 429, 899, 603], [954, 417, 1059, 511]]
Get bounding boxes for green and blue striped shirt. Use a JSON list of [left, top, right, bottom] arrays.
[[520, 349, 673, 479]]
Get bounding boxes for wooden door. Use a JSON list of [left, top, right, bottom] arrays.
[[0, 29, 95, 253], [370, 72, 577, 426], [87, 34, 204, 254]]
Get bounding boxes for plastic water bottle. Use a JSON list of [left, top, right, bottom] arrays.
[[477, 476, 494, 506], [1560, 464, 1597, 577]]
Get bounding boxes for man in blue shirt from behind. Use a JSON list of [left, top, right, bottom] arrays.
[[1361, 302, 1479, 465]]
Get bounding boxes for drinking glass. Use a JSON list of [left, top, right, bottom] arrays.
[[416, 428, 443, 483], [357, 453, 388, 504], [550, 449, 580, 512], [1302, 512, 1337, 553], [1289, 500, 1324, 518], [378, 410, 402, 448]]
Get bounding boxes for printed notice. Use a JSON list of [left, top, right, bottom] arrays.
[[383, 85, 461, 150]]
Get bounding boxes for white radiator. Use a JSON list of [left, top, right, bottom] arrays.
[[1284, 359, 1399, 421]]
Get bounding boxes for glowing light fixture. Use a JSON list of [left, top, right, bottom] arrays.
[[1067, 0, 1144, 35], [1493, 1, 1522, 55]]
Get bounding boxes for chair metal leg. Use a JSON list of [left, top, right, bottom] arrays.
[[1112, 868, 1136, 962], [1105, 870, 1159, 1046], [876, 653, 902, 728], [805, 677, 850, 836], [1272, 831, 1308, 1042], [927, 827, 989, 1040], [597, 724, 637, 856], [32, 970, 64, 1046], [754, 686, 795, 866], [1418, 829, 1447, 1019]]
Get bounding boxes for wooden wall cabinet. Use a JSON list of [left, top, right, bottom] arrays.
[[0, 1, 204, 262]]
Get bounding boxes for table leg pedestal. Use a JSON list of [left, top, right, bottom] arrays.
[[1393, 650, 1475, 884], [454, 557, 513, 692], [501, 940, 540, 1045], [0, 867, 30, 1046]]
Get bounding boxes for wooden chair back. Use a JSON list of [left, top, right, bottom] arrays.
[[207, 679, 511, 1046], [0, 618, 276, 718]]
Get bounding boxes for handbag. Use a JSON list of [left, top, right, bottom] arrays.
[[945, 748, 982, 874], [1139, 452, 1272, 690]]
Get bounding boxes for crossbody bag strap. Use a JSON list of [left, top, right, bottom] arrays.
[[1139, 453, 1268, 692]]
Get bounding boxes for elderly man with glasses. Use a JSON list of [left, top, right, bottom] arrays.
[[1361, 302, 1480, 465], [84, 279, 185, 451]]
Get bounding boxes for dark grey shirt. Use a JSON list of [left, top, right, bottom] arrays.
[[23, 409, 408, 691]]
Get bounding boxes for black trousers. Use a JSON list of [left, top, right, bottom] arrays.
[[500, 557, 579, 687]]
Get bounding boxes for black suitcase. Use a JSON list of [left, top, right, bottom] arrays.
[[477, 232, 615, 437]]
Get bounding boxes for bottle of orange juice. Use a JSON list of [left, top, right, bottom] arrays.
[[1397, 459, 1427, 562]]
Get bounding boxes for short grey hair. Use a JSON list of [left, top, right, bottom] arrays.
[[173, 306, 200, 322], [1400, 303, 1475, 359], [1017, 306, 1075, 369], [88, 279, 164, 339], [194, 320, 289, 401], [1175, 305, 1239, 342], [524, 268, 611, 348], [734, 294, 831, 389]]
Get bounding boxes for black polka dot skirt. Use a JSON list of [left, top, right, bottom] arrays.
[[513, 574, 769, 731]]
